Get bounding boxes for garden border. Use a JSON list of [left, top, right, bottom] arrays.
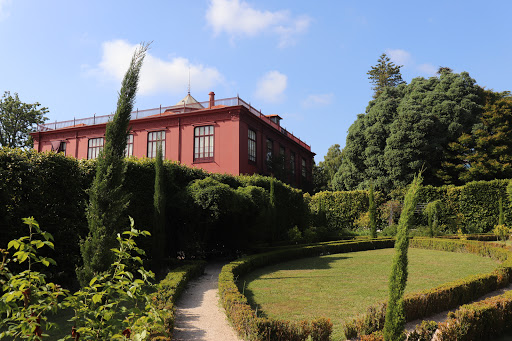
[[218, 239, 395, 341], [343, 238, 512, 339]]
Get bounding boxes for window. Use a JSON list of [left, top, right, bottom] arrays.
[[148, 131, 165, 159], [194, 125, 214, 162], [302, 158, 307, 178], [290, 152, 296, 176], [88, 137, 104, 159], [266, 138, 273, 162], [125, 134, 134, 157], [248, 129, 256, 162], [279, 145, 285, 170], [59, 142, 66, 155]]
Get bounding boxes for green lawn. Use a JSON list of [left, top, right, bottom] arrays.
[[242, 247, 499, 340]]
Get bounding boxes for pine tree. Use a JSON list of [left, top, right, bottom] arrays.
[[367, 53, 405, 99], [383, 173, 422, 341], [153, 145, 166, 272], [369, 182, 377, 238], [78, 43, 149, 285]]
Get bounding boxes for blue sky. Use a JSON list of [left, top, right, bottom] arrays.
[[1, 0, 511, 162]]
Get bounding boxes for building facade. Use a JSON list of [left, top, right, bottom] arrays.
[[31, 92, 315, 189]]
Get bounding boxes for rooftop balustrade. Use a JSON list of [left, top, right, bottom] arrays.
[[35, 97, 311, 151]]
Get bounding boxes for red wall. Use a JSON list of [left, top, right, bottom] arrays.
[[31, 105, 314, 184]]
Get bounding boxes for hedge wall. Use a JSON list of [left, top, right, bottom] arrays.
[[0, 148, 307, 284], [343, 238, 512, 339], [218, 238, 395, 341], [308, 190, 386, 230], [417, 179, 512, 233], [310, 179, 512, 236]]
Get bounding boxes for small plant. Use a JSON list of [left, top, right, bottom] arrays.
[[355, 211, 370, 230], [407, 320, 438, 341], [457, 228, 467, 241], [493, 224, 510, 242], [0, 217, 68, 340], [423, 200, 443, 238], [287, 226, 303, 243]]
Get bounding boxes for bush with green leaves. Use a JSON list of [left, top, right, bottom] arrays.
[[65, 218, 157, 340], [1, 217, 160, 340], [0, 217, 67, 340]]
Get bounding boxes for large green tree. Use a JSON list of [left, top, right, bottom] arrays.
[[0, 91, 48, 148], [334, 71, 482, 192], [442, 90, 512, 183], [367, 53, 405, 99], [78, 43, 149, 285], [317, 144, 343, 190]]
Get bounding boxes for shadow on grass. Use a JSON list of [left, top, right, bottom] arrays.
[[240, 254, 351, 318]]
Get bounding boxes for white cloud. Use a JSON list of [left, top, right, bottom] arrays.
[[302, 93, 334, 108], [385, 48, 412, 66], [86, 40, 224, 96], [0, 0, 12, 21], [385, 48, 440, 77], [254, 71, 287, 103], [206, 0, 311, 48], [417, 63, 438, 76]]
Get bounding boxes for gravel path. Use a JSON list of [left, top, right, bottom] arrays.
[[172, 262, 243, 341]]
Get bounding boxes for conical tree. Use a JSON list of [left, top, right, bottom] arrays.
[[367, 53, 405, 99], [153, 145, 167, 273], [383, 173, 422, 341], [78, 43, 149, 285], [369, 182, 377, 238]]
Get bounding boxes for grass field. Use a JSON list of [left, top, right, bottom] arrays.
[[242, 247, 500, 340]]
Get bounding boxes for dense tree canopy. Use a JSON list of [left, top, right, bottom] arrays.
[[334, 71, 483, 192], [442, 90, 512, 183], [317, 144, 343, 190], [0, 91, 48, 148], [367, 53, 405, 98]]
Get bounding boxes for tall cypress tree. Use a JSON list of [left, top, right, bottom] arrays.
[[383, 173, 422, 341], [369, 182, 377, 238], [153, 145, 166, 272], [78, 43, 149, 285], [269, 177, 277, 243]]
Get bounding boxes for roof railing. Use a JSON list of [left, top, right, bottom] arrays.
[[35, 97, 311, 151]]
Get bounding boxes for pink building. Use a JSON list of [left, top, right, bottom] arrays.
[[31, 92, 315, 189]]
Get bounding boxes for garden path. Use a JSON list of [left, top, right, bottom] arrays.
[[404, 282, 512, 332], [172, 261, 242, 341]]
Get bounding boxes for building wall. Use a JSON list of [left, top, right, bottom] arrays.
[[31, 105, 314, 185]]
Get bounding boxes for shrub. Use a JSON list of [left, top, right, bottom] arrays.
[[407, 320, 438, 341], [494, 224, 510, 241], [287, 226, 303, 243]]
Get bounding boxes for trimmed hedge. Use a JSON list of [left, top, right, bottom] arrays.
[[309, 190, 382, 230], [343, 238, 512, 339], [0, 148, 308, 282], [417, 179, 512, 233], [218, 238, 395, 341], [434, 290, 512, 340], [147, 261, 206, 340]]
